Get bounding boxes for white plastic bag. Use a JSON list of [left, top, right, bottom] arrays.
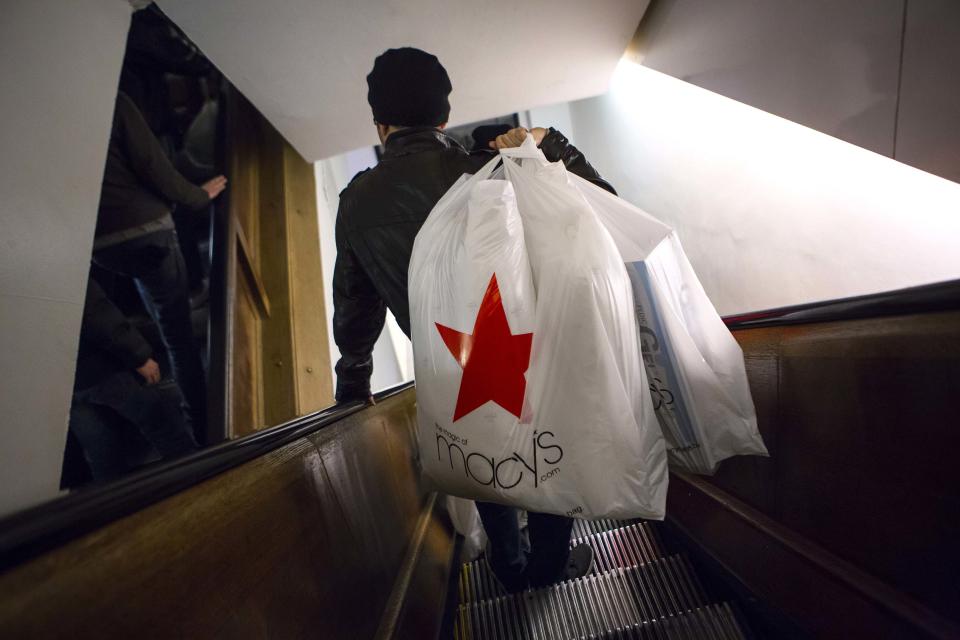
[[445, 495, 487, 561], [410, 142, 668, 520], [569, 171, 768, 474]]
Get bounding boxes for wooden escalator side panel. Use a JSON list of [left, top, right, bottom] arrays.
[[671, 309, 960, 638], [0, 389, 455, 640]]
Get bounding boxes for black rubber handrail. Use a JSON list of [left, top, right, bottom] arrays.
[[0, 381, 415, 572], [723, 278, 960, 330]]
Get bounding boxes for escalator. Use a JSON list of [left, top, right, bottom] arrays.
[[453, 519, 748, 639], [0, 280, 958, 639], [0, 380, 753, 640]]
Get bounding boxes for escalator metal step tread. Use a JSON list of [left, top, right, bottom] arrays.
[[455, 596, 746, 639], [459, 522, 678, 604], [452, 519, 749, 640], [571, 519, 631, 539], [455, 560, 720, 639], [599, 603, 747, 640], [571, 522, 669, 574]]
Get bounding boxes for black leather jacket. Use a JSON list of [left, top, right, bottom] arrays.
[[74, 277, 154, 391], [97, 93, 210, 238], [332, 126, 614, 401]]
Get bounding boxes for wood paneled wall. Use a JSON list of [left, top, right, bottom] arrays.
[[0, 389, 454, 640], [281, 143, 335, 415], [221, 91, 334, 438]]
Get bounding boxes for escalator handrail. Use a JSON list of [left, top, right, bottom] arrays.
[[723, 278, 960, 330], [0, 380, 415, 572]]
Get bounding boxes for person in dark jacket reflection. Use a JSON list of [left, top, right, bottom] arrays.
[[332, 48, 616, 593], [92, 92, 227, 443], [66, 276, 198, 484]]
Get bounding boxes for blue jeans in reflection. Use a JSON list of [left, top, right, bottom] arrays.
[[94, 230, 207, 442], [70, 372, 198, 482]]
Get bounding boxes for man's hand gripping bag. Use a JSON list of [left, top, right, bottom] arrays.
[[410, 145, 668, 520]]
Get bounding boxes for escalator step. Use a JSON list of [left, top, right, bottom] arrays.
[[616, 603, 748, 640], [595, 603, 748, 640], [460, 554, 709, 613], [455, 589, 745, 639], [454, 561, 722, 639], [570, 522, 669, 573], [452, 520, 750, 640], [459, 522, 684, 604], [571, 518, 631, 539]]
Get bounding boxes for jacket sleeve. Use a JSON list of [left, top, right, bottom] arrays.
[[82, 278, 154, 370], [332, 202, 387, 402], [116, 92, 211, 210], [538, 127, 617, 195]]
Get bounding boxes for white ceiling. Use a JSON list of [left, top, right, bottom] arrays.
[[157, 0, 649, 161]]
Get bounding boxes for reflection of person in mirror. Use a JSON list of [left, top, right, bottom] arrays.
[[63, 276, 198, 486], [332, 48, 615, 593], [92, 91, 227, 442]]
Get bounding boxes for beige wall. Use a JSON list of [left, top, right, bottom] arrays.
[[637, 0, 960, 185], [534, 62, 960, 317], [525, 0, 960, 316], [0, 1, 131, 515], [156, 0, 649, 160], [895, 0, 960, 184]]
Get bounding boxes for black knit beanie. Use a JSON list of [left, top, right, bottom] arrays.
[[367, 48, 452, 127]]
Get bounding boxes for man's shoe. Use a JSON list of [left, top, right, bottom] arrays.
[[564, 544, 594, 581]]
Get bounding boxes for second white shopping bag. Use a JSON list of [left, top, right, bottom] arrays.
[[570, 151, 768, 474]]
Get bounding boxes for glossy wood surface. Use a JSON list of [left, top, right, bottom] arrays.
[[0, 389, 453, 639], [668, 472, 960, 640], [674, 309, 960, 635]]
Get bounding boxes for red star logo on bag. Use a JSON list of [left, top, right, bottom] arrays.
[[436, 274, 533, 422]]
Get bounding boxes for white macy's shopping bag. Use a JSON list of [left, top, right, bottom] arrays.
[[571, 165, 769, 474], [409, 148, 668, 520]]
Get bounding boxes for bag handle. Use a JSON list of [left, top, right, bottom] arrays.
[[469, 132, 547, 184], [471, 153, 506, 182], [497, 133, 548, 162]]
